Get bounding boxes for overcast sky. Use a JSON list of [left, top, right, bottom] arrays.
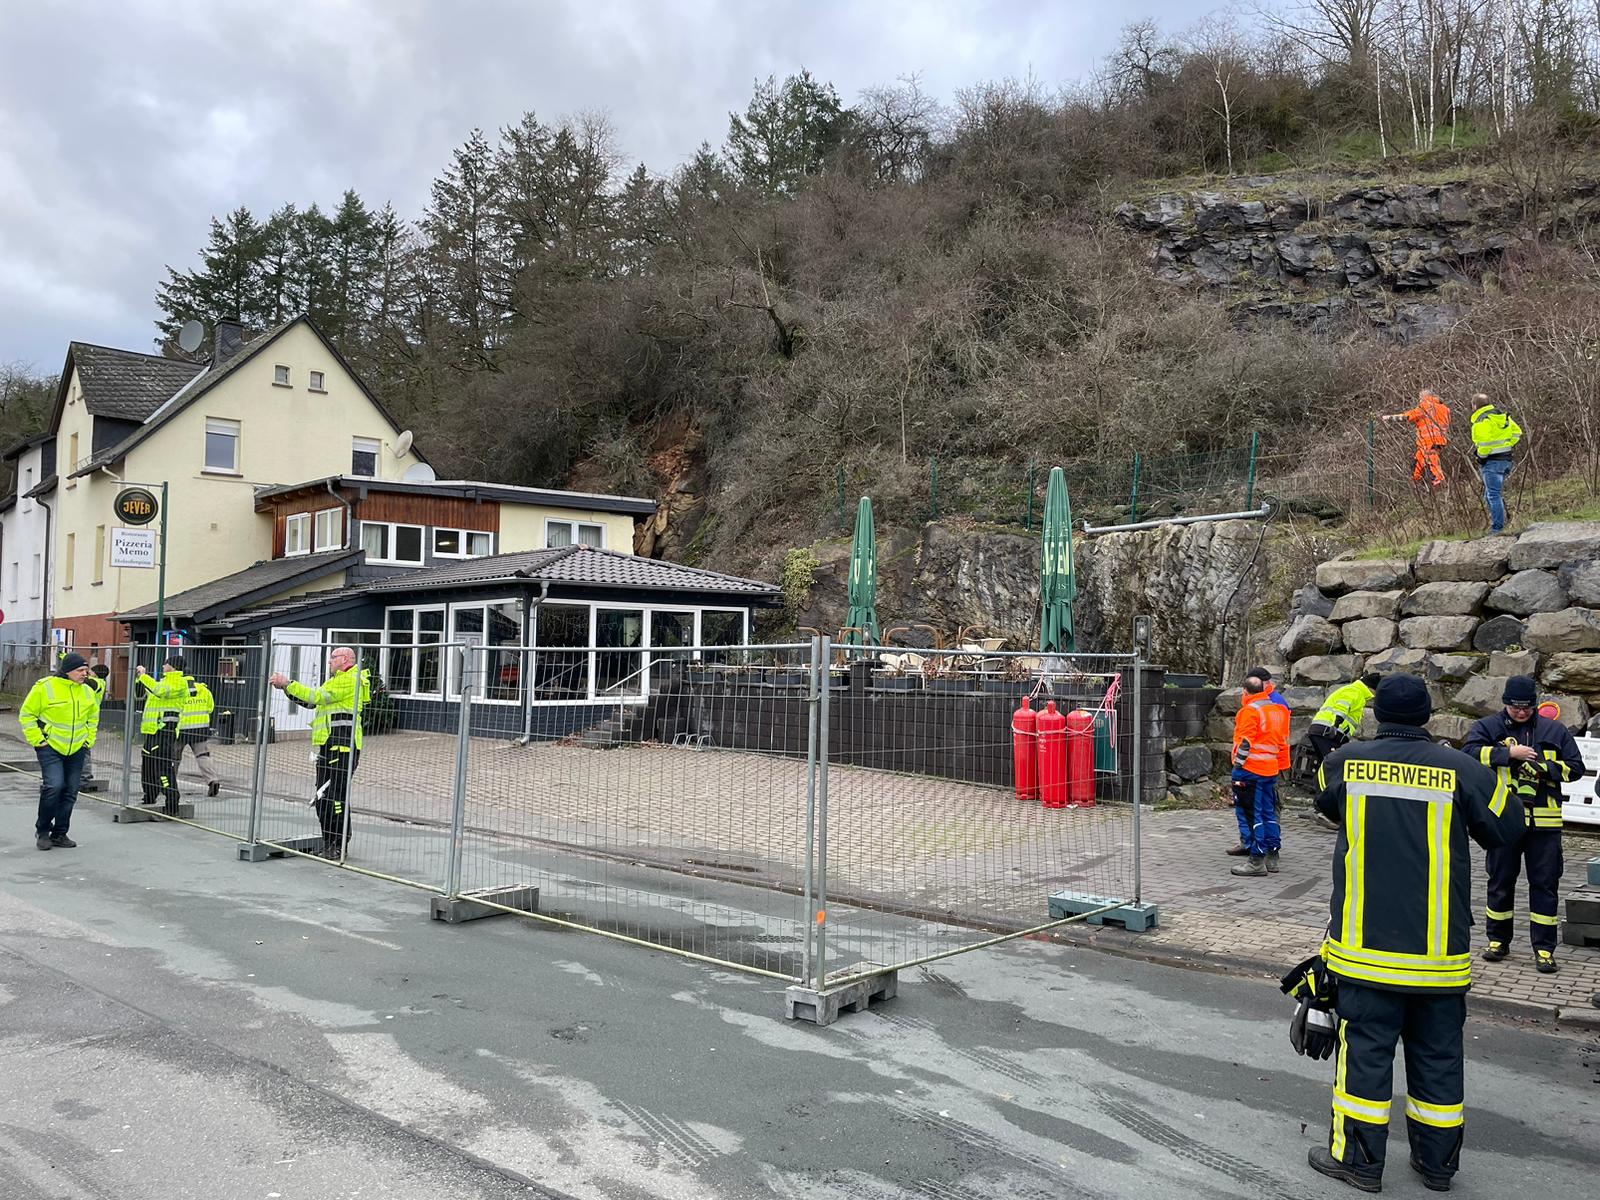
[[1, 0, 1204, 373]]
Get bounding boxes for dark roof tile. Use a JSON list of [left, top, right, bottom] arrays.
[[70, 343, 203, 423], [363, 546, 778, 596], [118, 549, 360, 621]]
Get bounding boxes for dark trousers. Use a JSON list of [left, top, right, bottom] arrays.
[[35, 746, 87, 837], [1329, 981, 1466, 1181], [1231, 767, 1281, 855], [140, 725, 180, 812], [1307, 730, 1345, 768], [1485, 828, 1563, 951], [314, 744, 359, 853]]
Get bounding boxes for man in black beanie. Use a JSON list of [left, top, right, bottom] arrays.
[[1303, 673, 1521, 1193], [1464, 675, 1586, 974], [17, 652, 102, 849]]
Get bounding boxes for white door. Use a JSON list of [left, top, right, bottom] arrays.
[[269, 627, 323, 734]]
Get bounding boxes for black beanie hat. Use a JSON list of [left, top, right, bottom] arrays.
[[165, 655, 186, 673], [1502, 675, 1538, 706], [57, 652, 89, 675], [1246, 666, 1272, 681], [1374, 674, 1432, 726]]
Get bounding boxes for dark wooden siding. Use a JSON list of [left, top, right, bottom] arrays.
[[359, 493, 498, 531]]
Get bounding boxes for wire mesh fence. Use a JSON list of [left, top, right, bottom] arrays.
[[4, 634, 1152, 1004]]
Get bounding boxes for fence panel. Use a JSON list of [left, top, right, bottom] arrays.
[[812, 646, 1145, 989], [452, 642, 820, 981], [251, 638, 460, 890]]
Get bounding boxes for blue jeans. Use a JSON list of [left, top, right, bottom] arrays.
[[36, 746, 87, 837], [1480, 457, 1514, 532], [1232, 767, 1282, 856]]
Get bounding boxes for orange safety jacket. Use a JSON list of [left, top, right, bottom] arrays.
[[1405, 393, 1451, 448], [1233, 692, 1290, 778]]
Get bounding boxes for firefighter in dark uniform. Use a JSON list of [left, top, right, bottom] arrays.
[[135, 656, 190, 813], [1308, 674, 1522, 1193], [1463, 675, 1586, 974], [270, 646, 369, 859]]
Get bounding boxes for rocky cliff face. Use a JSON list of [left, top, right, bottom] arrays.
[[1114, 177, 1597, 338]]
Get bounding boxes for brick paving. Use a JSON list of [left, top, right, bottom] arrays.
[[71, 729, 1600, 1019]]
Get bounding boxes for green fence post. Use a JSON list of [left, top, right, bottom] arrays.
[[836, 466, 846, 532], [930, 455, 940, 521], [1025, 462, 1035, 531], [1129, 453, 1142, 523], [1244, 431, 1260, 510], [1366, 420, 1376, 509]]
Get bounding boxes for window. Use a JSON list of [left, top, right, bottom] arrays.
[[313, 508, 343, 551], [30, 553, 40, 598], [309, 370, 327, 392], [445, 599, 523, 699], [360, 521, 424, 565], [67, 434, 78, 485], [284, 512, 310, 556], [330, 629, 384, 680], [432, 528, 495, 558], [7, 561, 17, 603], [93, 525, 105, 585], [205, 417, 240, 472], [545, 519, 604, 549], [351, 436, 379, 478], [700, 610, 747, 663], [273, 364, 291, 387], [534, 604, 590, 700], [596, 607, 645, 698], [63, 532, 75, 588], [382, 607, 446, 698]]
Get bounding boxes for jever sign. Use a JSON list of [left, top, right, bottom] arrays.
[[115, 487, 160, 526]]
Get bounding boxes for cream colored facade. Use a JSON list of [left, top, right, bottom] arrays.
[[497, 504, 635, 553], [53, 322, 421, 625]]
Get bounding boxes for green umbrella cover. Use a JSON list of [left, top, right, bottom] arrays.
[[845, 496, 880, 646], [1039, 466, 1076, 654]]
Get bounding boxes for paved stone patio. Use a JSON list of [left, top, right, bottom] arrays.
[[69, 728, 1600, 1021]]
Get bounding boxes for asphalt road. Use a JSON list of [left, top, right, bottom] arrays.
[[0, 775, 1596, 1200]]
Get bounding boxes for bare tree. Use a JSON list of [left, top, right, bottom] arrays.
[[1190, 19, 1251, 174]]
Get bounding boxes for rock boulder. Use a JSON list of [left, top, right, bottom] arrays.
[[1453, 674, 1510, 716], [1523, 607, 1600, 654], [1280, 615, 1343, 659], [1540, 652, 1600, 693], [1507, 521, 1600, 571], [1484, 570, 1566, 616], [1562, 561, 1600, 608], [1167, 744, 1214, 782], [1539, 693, 1592, 732], [1425, 653, 1480, 684], [1402, 582, 1490, 617], [1426, 713, 1473, 745], [1472, 614, 1526, 653], [1488, 649, 1539, 676], [1291, 584, 1337, 621], [1398, 616, 1479, 651], [1413, 536, 1514, 583], [1365, 646, 1428, 675], [1315, 558, 1415, 595], [1342, 618, 1397, 654], [1329, 590, 1403, 622], [1291, 655, 1360, 684]]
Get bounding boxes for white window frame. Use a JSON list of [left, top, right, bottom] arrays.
[[442, 597, 523, 703], [284, 512, 310, 557], [29, 553, 41, 598], [544, 518, 605, 549], [309, 370, 327, 393], [432, 527, 496, 559], [379, 604, 447, 699], [7, 561, 17, 603], [204, 417, 241, 474], [360, 521, 426, 566], [351, 436, 379, 478], [313, 507, 343, 552], [273, 364, 291, 387]]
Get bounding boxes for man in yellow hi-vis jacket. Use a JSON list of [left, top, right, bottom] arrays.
[[270, 646, 370, 859], [1308, 674, 1522, 1193], [18, 652, 102, 850]]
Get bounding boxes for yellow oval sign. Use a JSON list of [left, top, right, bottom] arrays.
[[115, 487, 160, 526]]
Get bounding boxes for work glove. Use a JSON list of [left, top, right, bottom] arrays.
[[1280, 954, 1340, 1061]]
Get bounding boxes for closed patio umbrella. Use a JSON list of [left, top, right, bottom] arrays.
[[845, 496, 879, 646], [1039, 467, 1076, 654]]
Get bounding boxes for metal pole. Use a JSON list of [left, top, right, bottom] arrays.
[[801, 636, 821, 988], [118, 645, 138, 809], [1244, 431, 1260, 510], [1129, 453, 1141, 523], [815, 635, 832, 991], [1131, 646, 1143, 906], [246, 633, 273, 846], [1367, 419, 1376, 509], [155, 481, 168, 638], [444, 646, 473, 898]]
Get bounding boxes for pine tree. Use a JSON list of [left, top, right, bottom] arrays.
[[153, 207, 265, 352], [420, 129, 504, 362], [724, 70, 853, 193]]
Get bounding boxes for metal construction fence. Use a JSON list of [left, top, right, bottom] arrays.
[[3, 637, 1150, 1014]]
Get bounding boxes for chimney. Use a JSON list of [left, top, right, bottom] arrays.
[[213, 320, 246, 367]]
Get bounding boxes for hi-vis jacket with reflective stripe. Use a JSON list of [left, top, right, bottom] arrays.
[[1316, 726, 1523, 993], [1233, 692, 1290, 777], [179, 678, 215, 732], [19, 675, 102, 754], [137, 669, 189, 734], [1463, 711, 1585, 830], [284, 666, 370, 749], [1470, 404, 1522, 459], [1313, 680, 1375, 737]]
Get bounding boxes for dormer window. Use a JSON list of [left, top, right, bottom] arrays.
[[273, 364, 291, 387]]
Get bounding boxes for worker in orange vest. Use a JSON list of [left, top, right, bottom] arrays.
[[1383, 390, 1450, 487], [1227, 667, 1291, 877]]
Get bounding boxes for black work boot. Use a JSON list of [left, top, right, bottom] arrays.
[[1309, 1146, 1382, 1192], [1266, 851, 1280, 873], [1535, 949, 1558, 974], [35, 836, 52, 851], [49, 834, 77, 848], [207, 781, 220, 797], [1410, 1157, 1451, 1192], [1481, 941, 1508, 962]]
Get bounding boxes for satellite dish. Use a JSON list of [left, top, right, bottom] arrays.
[[402, 462, 437, 483], [177, 320, 204, 354], [393, 430, 414, 457]]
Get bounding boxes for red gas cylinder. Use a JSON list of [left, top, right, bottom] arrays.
[[1065, 709, 1097, 807], [1012, 696, 1039, 801], [1037, 701, 1068, 808]]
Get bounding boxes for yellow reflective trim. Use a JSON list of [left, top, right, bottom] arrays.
[[1405, 1097, 1463, 1128], [1334, 1089, 1393, 1124], [1529, 912, 1560, 926], [1327, 961, 1472, 989], [1332, 1022, 1350, 1159], [1342, 795, 1366, 947], [1427, 799, 1451, 959], [1484, 907, 1514, 921], [1488, 773, 1509, 817], [1478, 747, 1494, 767], [1324, 940, 1472, 971]]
